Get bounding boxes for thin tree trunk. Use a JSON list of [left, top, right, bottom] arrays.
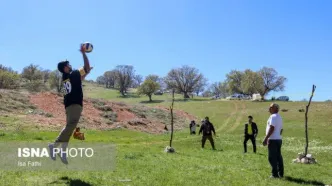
[[170, 89, 175, 147], [304, 84, 316, 156], [148, 94, 152, 102]]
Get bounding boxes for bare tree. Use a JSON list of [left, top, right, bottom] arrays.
[[132, 74, 143, 88], [158, 77, 167, 91], [210, 81, 229, 98], [96, 75, 106, 86], [41, 69, 51, 84], [170, 89, 175, 148], [114, 65, 135, 96], [258, 67, 286, 100], [103, 70, 117, 88], [0, 64, 16, 73], [304, 85, 316, 156], [165, 65, 205, 98], [210, 82, 221, 96], [202, 90, 213, 97], [193, 77, 208, 96]]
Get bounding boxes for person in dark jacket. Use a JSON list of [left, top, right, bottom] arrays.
[[243, 115, 258, 153], [199, 117, 216, 150]]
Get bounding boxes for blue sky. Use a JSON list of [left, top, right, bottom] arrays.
[[1, 0, 331, 101]]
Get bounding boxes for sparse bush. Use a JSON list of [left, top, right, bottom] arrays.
[[128, 119, 147, 126], [21, 64, 43, 81], [106, 121, 113, 125], [101, 111, 117, 122], [49, 70, 62, 93], [91, 98, 106, 106], [45, 113, 53, 117], [25, 80, 48, 92], [93, 102, 113, 111]]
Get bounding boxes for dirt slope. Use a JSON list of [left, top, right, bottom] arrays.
[[28, 92, 197, 134]]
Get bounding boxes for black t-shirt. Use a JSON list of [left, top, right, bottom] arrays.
[[62, 70, 83, 108], [199, 121, 215, 136]]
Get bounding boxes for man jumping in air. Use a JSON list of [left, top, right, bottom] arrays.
[[48, 45, 92, 164]]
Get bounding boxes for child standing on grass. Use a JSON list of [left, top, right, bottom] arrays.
[[189, 120, 196, 135]]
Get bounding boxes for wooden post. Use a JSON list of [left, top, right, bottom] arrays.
[[169, 89, 175, 147], [304, 85, 316, 156]]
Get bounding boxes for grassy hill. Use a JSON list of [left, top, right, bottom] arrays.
[[0, 84, 331, 186]]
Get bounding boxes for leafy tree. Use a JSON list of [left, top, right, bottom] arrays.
[[0, 69, 20, 89], [146, 74, 160, 82], [225, 70, 244, 94], [137, 79, 160, 102], [114, 65, 135, 96], [241, 69, 264, 95]]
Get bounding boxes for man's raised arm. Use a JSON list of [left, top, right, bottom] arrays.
[[80, 45, 91, 74]]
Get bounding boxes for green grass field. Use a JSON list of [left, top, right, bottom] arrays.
[[1, 85, 332, 186]]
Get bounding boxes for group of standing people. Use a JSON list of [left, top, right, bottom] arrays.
[[189, 103, 284, 178]]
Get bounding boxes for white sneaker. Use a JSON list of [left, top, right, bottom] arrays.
[[48, 143, 56, 161]]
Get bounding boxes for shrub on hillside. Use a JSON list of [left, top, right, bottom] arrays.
[[21, 64, 43, 81], [49, 70, 63, 93], [25, 80, 48, 92], [101, 111, 118, 122], [0, 69, 20, 89]]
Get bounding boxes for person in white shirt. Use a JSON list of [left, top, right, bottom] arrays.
[[263, 103, 284, 178], [189, 120, 196, 135]]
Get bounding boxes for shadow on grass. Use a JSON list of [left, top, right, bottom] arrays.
[[172, 98, 209, 102], [284, 176, 325, 185], [49, 176, 93, 186], [117, 92, 141, 98], [140, 100, 165, 104]]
